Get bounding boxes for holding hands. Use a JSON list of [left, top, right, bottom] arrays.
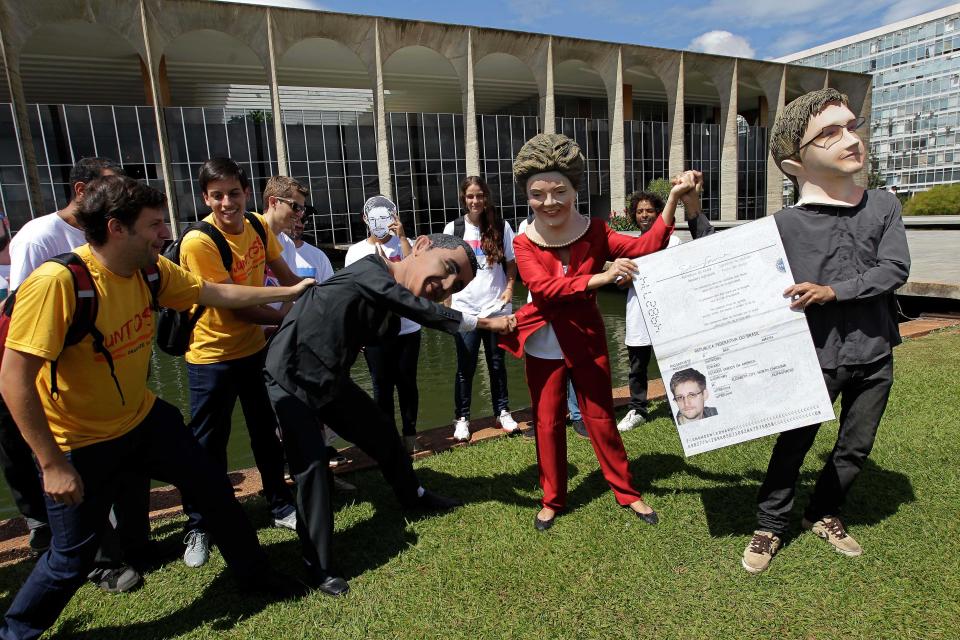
[[671, 170, 704, 220], [480, 314, 518, 334]]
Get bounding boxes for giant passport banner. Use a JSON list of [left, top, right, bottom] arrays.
[[632, 216, 834, 457]]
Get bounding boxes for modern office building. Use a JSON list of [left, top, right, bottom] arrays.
[[0, 0, 869, 246], [778, 3, 960, 194]]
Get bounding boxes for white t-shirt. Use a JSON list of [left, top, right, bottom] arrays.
[[442, 218, 515, 317], [8, 212, 86, 289], [264, 231, 301, 311], [625, 233, 681, 347], [345, 235, 420, 336], [294, 241, 334, 283], [516, 217, 563, 359]]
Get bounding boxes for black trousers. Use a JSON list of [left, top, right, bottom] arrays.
[[0, 401, 47, 526], [363, 331, 421, 436], [756, 355, 894, 536], [265, 375, 421, 574], [626, 345, 653, 413], [0, 400, 147, 566]]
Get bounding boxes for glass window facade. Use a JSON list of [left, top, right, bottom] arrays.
[[282, 109, 379, 245], [624, 119, 669, 205], [789, 10, 960, 192], [389, 112, 467, 238], [477, 114, 541, 231], [0, 104, 29, 230], [737, 125, 768, 220], [556, 117, 610, 217], [685, 122, 721, 219]]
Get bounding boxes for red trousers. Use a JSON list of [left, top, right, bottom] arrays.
[[524, 354, 644, 511]]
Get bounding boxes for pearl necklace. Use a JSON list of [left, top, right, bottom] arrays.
[[526, 215, 590, 249]]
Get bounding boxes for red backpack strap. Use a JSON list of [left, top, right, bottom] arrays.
[[46, 253, 125, 405]]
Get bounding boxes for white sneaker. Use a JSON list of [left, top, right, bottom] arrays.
[[617, 409, 646, 433], [183, 530, 211, 568], [498, 410, 519, 433], [453, 417, 470, 442], [274, 510, 297, 530]]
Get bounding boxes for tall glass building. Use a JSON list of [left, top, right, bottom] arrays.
[[778, 4, 960, 194]]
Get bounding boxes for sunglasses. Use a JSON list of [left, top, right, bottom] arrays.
[[275, 197, 305, 215]]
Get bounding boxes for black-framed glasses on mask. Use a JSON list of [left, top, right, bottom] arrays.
[[798, 116, 866, 152]]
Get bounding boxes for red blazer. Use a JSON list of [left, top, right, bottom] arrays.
[[499, 216, 673, 366]]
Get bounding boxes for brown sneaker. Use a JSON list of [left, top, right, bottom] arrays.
[[741, 530, 781, 574], [802, 516, 862, 557]]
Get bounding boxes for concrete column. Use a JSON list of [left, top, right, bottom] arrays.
[[140, 55, 171, 106], [539, 37, 555, 134], [668, 53, 685, 180], [372, 19, 392, 199], [718, 60, 738, 221], [139, 0, 180, 235], [765, 67, 786, 213], [462, 30, 479, 176], [0, 32, 43, 220], [606, 48, 626, 216], [266, 9, 288, 177]]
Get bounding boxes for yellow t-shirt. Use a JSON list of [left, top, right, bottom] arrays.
[[4, 245, 203, 451], [179, 212, 281, 365]]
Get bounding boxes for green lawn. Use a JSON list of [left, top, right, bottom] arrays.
[[2, 329, 958, 639]]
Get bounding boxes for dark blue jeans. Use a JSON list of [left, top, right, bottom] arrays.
[[756, 355, 895, 536], [453, 328, 509, 420], [184, 349, 294, 531], [1, 399, 269, 640], [363, 331, 421, 436]]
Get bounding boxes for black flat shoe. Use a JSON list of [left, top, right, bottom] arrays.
[[625, 505, 659, 526], [309, 573, 350, 597], [534, 513, 556, 532]]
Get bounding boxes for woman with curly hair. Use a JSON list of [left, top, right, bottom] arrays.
[[500, 133, 683, 531]]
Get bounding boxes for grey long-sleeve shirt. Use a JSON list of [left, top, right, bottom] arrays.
[[774, 189, 911, 369], [685, 190, 910, 369]]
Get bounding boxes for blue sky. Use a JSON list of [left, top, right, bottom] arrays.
[[222, 0, 957, 59]]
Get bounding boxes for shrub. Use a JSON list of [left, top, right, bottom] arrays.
[[902, 184, 960, 216]]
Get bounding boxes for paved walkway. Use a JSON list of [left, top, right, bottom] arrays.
[[1, 316, 957, 566], [900, 229, 960, 300]]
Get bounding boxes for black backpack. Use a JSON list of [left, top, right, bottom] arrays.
[[155, 212, 267, 356], [0, 252, 160, 406]]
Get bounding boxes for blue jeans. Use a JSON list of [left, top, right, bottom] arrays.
[[1, 399, 269, 640], [567, 379, 581, 422], [453, 327, 509, 420], [184, 349, 294, 531]]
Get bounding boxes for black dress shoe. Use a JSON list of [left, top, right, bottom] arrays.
[[625, 505, 659, 526], [308, 572, 350, 597], [534, 513, 556, 532], [410, 488, 464, 511]]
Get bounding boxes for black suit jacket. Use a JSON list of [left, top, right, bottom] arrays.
[[264, 255, 463, 409]]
